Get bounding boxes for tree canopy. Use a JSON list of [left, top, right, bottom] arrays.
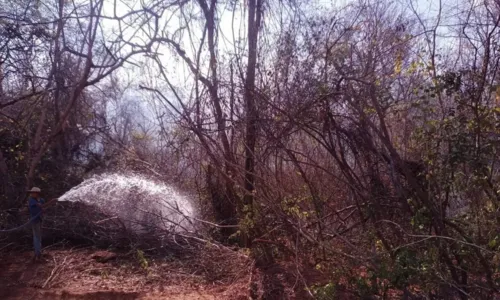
[[2, 0, 500, 298]]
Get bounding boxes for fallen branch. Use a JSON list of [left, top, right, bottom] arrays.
[[94, 216, 119, 224], [43, 256, 69, 289]]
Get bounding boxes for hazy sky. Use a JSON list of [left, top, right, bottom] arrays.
[[97, 0, 476, 138]]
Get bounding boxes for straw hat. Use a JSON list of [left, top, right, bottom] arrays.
[[27, 187, 42, 193]]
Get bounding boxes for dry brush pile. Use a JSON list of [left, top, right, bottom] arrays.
[[0, 201, 253, 295]]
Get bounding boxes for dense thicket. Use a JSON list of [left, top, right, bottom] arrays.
[[2, 0, 500, 298]]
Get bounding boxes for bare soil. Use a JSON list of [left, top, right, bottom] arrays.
[[0, 248, 249, 300]]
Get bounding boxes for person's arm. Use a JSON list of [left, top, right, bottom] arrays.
[[28, 198, 41, 209], [34, 200, 43, 209]]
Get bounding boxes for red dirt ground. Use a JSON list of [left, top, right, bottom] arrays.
[[0, 248, 249, 300]]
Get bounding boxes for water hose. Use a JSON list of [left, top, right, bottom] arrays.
[[0, 211, 42, 232]]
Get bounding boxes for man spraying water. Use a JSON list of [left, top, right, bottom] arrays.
[[27, 187, 57, 261]]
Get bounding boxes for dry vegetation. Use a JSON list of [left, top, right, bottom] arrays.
[[2, 0, 500, 299], [1, 202, 253, 299]]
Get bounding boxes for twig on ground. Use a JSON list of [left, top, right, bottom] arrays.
[[48, 257, 72, 288], [94, 216, 119, 224], [83, 267, 114, 273], [294, 232, 314, 299], [42, 240, 67, 251], [0, 242, 14, 252], [43, 256, 69, 289], [42, 257, 59, 289]]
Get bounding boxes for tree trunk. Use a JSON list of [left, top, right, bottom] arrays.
[[242, 0, 263, 248], [206, 164, 237, 239], [0, 150, 11, 203], [197, 0, 240, 240]]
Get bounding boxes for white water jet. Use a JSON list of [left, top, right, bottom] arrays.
[[58, 173, 195, 232]]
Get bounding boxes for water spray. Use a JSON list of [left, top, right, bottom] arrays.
[[58, 173, 195, 232], [1, 173, 194, 233]]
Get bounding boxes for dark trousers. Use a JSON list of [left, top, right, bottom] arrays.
[[32, 222, 42, 256]]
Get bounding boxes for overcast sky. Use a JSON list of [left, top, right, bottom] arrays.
[[97, 0, 476, 139]]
